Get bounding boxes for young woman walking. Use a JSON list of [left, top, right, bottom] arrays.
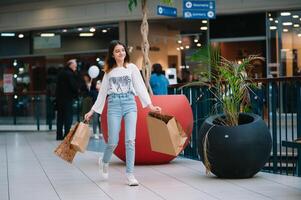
[[85, 40, 161, 186]]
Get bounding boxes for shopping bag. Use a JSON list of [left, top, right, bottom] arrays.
[[54, 123, 78, 163], [147, 112, 188, 156], [70, 121, 90, 153]]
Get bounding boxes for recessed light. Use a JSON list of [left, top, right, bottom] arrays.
[[200, 26, 208, 30], [1, 33, 15, 37], [283, 29, 288, 32], [269, 18, 273, 21], [202, 20, 207, 24], [62, 29, 67, 32], [102, 29, 107, 33], [90, 27, 96, 32], [282, 22, 293, 26], [281, 12, 291, 16], [40, 33, 55, 37], [292, 15, 299, 18], [18, 34, 24, 38], [78, 28, 83, 31], [293, 24, 300, 28], [270, 26, 277, 30], [197, 43, 201, 47], [275, 20, 278, 23], [298, 33, 301, 37], [79, 33, 94, 37]]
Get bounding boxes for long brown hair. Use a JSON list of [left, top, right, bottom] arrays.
[[104, 40, 130, 73]]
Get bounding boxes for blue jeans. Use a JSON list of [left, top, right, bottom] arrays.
[[102, 92, 137, 174]]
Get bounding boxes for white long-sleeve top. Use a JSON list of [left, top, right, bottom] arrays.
[[91, 63, 152, 114]]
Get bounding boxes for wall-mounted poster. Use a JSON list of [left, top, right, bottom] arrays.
[[3, 74, 14, 93]]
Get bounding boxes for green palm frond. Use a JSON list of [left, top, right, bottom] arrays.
[[185, 45, 263, 126]]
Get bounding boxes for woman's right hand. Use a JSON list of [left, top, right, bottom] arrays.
[[84, 110, 94, 122]]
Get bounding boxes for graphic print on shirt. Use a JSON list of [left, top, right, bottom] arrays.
[[109, 75, 132, 93]]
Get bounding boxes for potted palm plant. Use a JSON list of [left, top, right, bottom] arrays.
[[185, 46, 272, 178]]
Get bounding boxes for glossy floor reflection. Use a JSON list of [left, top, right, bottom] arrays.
[[0, 131, 301, 200]]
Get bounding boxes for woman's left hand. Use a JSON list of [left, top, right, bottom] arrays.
[[149, 104, 162, 113]]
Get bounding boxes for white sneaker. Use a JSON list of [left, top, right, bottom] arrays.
[[94, 134, 100, 139], [98, 157, 109, 180], [126, 173, 139, 186]]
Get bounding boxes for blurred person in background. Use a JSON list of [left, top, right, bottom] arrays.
[[150, 63, 169, 95], [55, 59, 79, 140]]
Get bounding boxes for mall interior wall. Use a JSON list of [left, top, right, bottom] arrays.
[[0, 0, 301, 32]]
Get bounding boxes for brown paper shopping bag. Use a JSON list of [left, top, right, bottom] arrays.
[[54, 123, 79, 163], [147, 112, 187, 156], [70, 121, 90, 153]]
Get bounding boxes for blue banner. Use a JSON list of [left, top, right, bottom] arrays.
[[183, 0, 215, 10], [183, 0, 216, 19], [157, 5, 177, 17]]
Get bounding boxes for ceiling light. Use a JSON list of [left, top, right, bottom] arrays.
[[197, 43, 201, 47], [90, 27, 96, 32], [281, 12, 291, 16], [270, 26, 277, 30], [40, 33, 55, 37], [283, 29, 288, 32], [269, 18, 273, 21], [62, 29, 67, 32], [1, 33, 15, 37], [275, 20, 278, 23], [78, 27, 83, 31], [96, 57, 100, 62], [176, 47, 180, 51], [180, 46, 184, 50], [79, 33, 94, 37], [282, 22, 293, 26], [268, 13, 271, 17], [293, 15, 299, 18], [194, 35, 199, 43], [185, 45, 190, 49], [202, 20, 207, 24], [102, 29, 107, 33], [18, 34, 24, 38], [13, 60, 17, 66], [177, 40, 182, 44], [298, 33, 301, 37], [293, 24, 300, 28], [200, 26, 208, 30]]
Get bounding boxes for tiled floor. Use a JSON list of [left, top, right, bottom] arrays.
[[0, 131, 301, 200]]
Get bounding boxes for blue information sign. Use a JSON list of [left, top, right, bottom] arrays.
[[183, 0, 215, 19], [157, 5, 177, 17]]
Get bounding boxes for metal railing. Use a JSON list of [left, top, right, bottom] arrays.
[[1, 77, 300, 176], [169, 77, 301, 177]]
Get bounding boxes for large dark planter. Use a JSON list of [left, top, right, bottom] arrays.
[[198, 113, 272, 178]]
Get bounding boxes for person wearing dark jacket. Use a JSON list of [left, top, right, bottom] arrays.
[[55, 59, 79, 140]]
